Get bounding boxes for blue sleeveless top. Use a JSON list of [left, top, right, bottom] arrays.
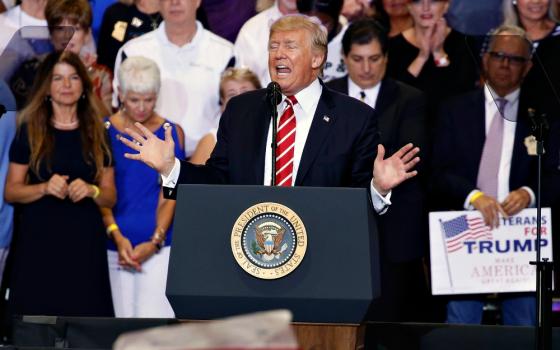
[[105, 117, 186, 250]]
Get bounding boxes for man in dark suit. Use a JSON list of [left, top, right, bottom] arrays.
[[122, 14, 420, 215], [327, 19, 430, 322], [432, 25, 559, 326]]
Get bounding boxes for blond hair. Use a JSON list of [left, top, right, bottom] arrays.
[[219, 67, 262, 99], [269, 14, 329, 71], [502, 0, 558, 27]]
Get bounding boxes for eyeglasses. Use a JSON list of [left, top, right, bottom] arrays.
[[488, 51, 530, 66]]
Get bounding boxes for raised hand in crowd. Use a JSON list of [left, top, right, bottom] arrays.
[[372, 143, 420, 195], [407, 25, 432, 77], [431, 17, 449, 62]]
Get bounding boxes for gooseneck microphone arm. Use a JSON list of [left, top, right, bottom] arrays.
[[267, 82, 282, 186]]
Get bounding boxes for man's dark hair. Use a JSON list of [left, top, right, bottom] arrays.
[[342, 18, 389, 56], [296, 0, 344, 23]]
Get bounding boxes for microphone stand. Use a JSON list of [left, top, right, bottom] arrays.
[[269, 83, 281, 186], [528, 109, 553, 350]]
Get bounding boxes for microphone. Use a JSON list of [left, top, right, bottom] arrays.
[[267, 82, 282, 186], [267, 81, 282, 106], [528, 108, 549, 135], [527, 108, 549, 146]]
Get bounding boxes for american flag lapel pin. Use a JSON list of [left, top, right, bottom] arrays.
[[323, 115, 330, 123]]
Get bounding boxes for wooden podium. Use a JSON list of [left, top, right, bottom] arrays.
[[293, 323, 365, 350]]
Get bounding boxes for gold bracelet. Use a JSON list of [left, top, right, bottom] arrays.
[[91, 185, 101, 199], [150, 228, 166, 251], [470, 191, 485, 204], [106, 223, 119, 237]]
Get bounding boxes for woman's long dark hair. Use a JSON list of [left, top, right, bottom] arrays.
[[18, 51, 111, 181]]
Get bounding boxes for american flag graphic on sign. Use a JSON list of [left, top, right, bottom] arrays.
[[441, 215, 492, 253]]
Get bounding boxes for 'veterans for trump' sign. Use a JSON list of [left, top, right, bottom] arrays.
[[429, 208, 553, 295]]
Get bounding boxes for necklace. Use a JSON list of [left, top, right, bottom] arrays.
[[51, 118, 79, 130]]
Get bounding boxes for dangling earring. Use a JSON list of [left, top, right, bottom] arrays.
[[80, 93, 86, 100], [512, 0, 517, 5], [44, 95, 51, 103]]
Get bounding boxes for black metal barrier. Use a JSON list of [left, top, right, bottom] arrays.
[[7, 316, 560, 349], [365, 322, 560, 350]]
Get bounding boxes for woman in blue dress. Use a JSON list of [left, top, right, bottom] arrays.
[[103, 56, 185, 317]]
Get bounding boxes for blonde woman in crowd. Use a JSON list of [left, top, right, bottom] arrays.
[[103, 56, 185, 317], [190, 67, 261, 165], [503, 0, 559, 45]]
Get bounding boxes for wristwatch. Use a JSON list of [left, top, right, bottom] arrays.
[[434, 54, 450, 67]]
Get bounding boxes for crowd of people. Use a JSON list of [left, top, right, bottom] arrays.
[[0, 0, 559, 327]]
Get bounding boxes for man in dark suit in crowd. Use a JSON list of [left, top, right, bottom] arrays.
[[432, 25, 560, 326], [327, 19, 430, 322], [122, 14, 420, 215]]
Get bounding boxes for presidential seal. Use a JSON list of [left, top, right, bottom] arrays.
[[231, 202, 307, 279]]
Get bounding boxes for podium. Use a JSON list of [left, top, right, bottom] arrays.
[[166, 185, 380, 348]]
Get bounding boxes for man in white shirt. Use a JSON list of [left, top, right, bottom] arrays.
[[0, 0, 46, 54], [121, 15, 421, 215], [432, 25, 553, 326], [113, 0, 234, 157], [234, 0, 298, 85]]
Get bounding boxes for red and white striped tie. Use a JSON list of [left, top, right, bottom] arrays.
[[275, 95, 297, 186]]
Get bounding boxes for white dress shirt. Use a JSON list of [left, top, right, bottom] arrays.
[[113, 21, 234, 157], [162, 78, 392, 214], [348, 77, 381, 109], [464, 85, 535, 208]]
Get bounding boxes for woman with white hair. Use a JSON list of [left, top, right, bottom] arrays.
[[102, 56, 185, 317]]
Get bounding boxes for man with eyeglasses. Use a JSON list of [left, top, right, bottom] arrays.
[[431, 25, 559, 326]]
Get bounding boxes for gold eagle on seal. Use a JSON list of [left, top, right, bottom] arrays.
[[255, 222, 289, 262]]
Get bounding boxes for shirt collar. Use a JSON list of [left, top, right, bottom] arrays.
[[348, 77, 381, 98], [287, 78, 322, 117], [484, 84, 520, 107], [156, 20, 204, 49]]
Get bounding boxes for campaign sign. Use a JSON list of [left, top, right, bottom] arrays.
[[429, 208, 552, 295]]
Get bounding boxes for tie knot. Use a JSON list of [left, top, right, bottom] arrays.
[[360, 91, 366, 101], [496, 98, 508, 116], [286, 95, 298, 106]]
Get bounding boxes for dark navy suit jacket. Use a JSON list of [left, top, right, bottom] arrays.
[[431, 88, 559, 210], [165, 83, 379, 197], [327, 76, 428, 262]]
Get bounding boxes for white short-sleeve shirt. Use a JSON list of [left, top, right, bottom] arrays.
[[113, 21, 234, 157], [234, 3, 283, 86]]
